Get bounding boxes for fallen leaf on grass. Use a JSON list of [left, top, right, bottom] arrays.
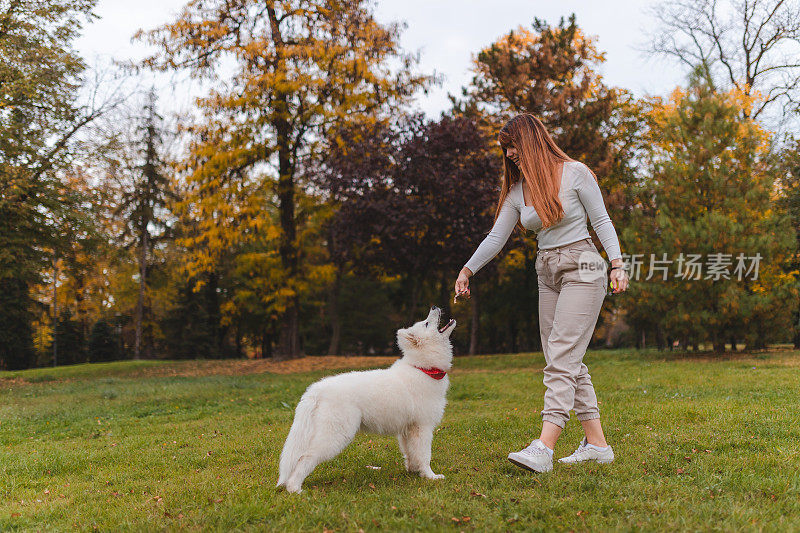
[[676, 468, 685, 474], [11, 513, 20, 518], [470, 491, 487, 498]]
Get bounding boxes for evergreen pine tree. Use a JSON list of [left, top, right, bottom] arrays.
[[50, 309, 87, 365], [623, 71, 798, 353], [115, 90, 174, 359], [0, 0, 97, 369], [88, 319, 119, 362]]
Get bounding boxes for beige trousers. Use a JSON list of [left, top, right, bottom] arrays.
[[536, 237, 607, 428]]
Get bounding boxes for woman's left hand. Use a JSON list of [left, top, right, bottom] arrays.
[[610, 265, 629, 293]]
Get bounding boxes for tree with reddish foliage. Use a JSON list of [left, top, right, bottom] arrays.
[[455, 13, 645, 231], [317, 113, 501, 354]]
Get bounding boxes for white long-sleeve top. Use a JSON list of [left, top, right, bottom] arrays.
[[464, 160, 622, 275]]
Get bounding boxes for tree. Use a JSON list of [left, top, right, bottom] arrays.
[[160, 274, 223, 359], [320, 113, 501, 353], [0, 0, 99, 369], [88, 319, 119, 362], [313, 118, 403, 355], [50, 309, 87, 366], [136, 0, 434, 359], [645, 0, 800, 126], [456, 14, 643, 189], [776, 138, 800, 348], [623, 73, 798, 353], [114, 90, 175, 359]]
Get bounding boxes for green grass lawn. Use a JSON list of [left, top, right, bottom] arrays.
[[2, 349, 800, 531]]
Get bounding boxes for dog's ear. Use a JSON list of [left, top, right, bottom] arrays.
[[399, 329, 421, 347]]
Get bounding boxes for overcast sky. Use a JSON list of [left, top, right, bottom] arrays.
[[75, 0, 687, 118]]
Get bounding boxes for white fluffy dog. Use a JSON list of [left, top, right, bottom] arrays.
[[276, 306, 456, 493]]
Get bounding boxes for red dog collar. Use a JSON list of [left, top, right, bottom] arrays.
[[414, 366, 447, 380]]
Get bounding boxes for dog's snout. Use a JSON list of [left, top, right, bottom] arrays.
[[431, 305, 439, 312]]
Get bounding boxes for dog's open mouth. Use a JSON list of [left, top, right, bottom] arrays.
[[438, 318, 455, 333]]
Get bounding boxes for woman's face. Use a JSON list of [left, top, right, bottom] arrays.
[[505, 145, 520, 167]]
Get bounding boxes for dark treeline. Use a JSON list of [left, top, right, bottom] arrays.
[[1, 1, 799, 369]]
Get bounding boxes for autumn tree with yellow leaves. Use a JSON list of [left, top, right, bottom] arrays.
[[135, 0, 434, 358], [622, 70, 798, 352]]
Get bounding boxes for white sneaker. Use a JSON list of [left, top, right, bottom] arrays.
[[507, 439, 553, 473], [558, 437, 615, 464]]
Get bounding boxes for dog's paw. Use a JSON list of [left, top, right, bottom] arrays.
[[285, 483, 303, 494], [420, 471, 444, 480]]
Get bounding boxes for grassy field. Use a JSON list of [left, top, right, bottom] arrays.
[[1, 348, 799, 531]]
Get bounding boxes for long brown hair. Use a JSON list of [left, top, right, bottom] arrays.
[[495, 114, 598, 232]]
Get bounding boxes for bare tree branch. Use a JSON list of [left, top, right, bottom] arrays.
[[643, 0, 800, 128]]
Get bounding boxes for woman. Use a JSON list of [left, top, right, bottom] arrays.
[[454, 113, 629, 473]]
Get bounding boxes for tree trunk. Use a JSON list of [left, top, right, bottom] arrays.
[[261, 329, 273, 359], [74, 271, 88, 360], [793, 302, 800, 348], [236, 325, 242, 358], [469, 281, 479, 356], [276, 288, 300, 360], [273, 121, 300, 360], [269, 7, 301, 361], [52, 253, 58, 367], [326, 268, 342, 356], [712, 331, 724, 354], [509, 321, 518, 353], [210, 273, 230, 357], [753, 331, 767, 350], [655, 327, 665, 351], [134, 230, 147, 360]]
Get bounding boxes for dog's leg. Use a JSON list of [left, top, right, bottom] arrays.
[[405, 424, 444, 480], [284, 454, 321, 494], [397, 431, 410, 471], [284, 404, 360, 493]]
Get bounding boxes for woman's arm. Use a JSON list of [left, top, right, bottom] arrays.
[[576, 165, 622, 263], [462, 193, 520, 277]]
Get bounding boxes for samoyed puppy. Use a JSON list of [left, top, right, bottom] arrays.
[[276, 305, 456, 493]]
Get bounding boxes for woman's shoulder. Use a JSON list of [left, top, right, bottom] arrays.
[[565, 160, 592, 187], [505, 180, 522, 205], [565, 159, 590, 174]]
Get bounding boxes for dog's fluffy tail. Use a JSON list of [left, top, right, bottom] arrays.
[[277, 391, 318, 488]]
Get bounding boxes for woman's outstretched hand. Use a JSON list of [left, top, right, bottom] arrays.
[[609, 260, 629, 294], [454, 267, 472, 303]]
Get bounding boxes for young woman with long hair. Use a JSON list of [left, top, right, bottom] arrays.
[[454, 113, 629, 473]]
